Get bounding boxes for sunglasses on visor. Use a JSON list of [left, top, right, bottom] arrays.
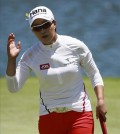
[[31, 21, 53, 32]]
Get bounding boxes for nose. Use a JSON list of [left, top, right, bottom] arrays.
[[40, 28, 46, 34]]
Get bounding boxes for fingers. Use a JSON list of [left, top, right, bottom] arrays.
[[7, 33, 15, 45], [7, 33, 21, 59], [96, 106, 107, 122], [7, 33, 21, 49], [17, 41, 21, 49], [99, 113, 107, 122], [100, 111, 107, 122]]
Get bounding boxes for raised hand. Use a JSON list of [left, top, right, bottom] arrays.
[[7, 33, 21, 60], [6, 33, 21, 76]]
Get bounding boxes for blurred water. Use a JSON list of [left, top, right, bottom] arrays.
[[0, 0, 120, 77]]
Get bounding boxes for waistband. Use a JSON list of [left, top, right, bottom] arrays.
[[49, 107, 71, 113]]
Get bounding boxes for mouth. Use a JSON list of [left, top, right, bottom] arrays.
[[42, 35, 48, 39]]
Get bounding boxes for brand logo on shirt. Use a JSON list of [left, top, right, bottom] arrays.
[[40, 63, 50, 70], [64, 58, 76, 66]]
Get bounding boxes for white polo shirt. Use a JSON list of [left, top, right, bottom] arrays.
[[6, 34, 103, 115]]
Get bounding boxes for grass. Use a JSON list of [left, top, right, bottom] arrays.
[[0, 77, 120, 134], [85, 77, 120, 134]]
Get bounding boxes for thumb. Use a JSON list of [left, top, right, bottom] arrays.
[[17, 41, 21, 49]]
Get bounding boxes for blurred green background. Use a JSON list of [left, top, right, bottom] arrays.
[[0, 77, 120, 134]]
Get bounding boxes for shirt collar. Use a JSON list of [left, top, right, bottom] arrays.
[[40, 34, 60, 50]]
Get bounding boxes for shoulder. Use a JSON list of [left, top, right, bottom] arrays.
[[58, 34, 90, 53], [20, 43, 42, 61]]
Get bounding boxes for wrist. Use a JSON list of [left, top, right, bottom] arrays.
[[8, 58, 16, 62], [97, 99, 105, 106], [6, 58, 16, 76], [97, 98, 104, 101]]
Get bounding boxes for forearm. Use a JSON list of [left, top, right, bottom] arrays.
[[94, 85, 107, 121], [80, 45, 107, 119], [6, 58, 31, 92], [94, 85, 104, 100], [6, 59, 16, 76]]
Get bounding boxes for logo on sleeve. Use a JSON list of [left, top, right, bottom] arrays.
[[40, 63, 50, 70]]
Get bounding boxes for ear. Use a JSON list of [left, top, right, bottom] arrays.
[[53, 20, 56, 25], [53, 20, 57, 31]]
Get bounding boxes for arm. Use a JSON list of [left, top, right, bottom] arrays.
[[79, 45, 107, 121], [94, 85, 107, 122], [6, 33, 21, 76], [6, 33, 30, 92]]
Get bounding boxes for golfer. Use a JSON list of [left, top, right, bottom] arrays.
[[6, 6, 107, 134]]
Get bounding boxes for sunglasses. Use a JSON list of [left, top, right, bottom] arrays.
[[31, 21, 53, 32]]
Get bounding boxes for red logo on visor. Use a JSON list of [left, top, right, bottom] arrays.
[[40, 63, 50, 70]]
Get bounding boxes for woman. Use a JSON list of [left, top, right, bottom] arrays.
[[6, 6, 107, 134]]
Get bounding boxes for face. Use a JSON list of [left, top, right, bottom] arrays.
[[31, 19, 57, 45]]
